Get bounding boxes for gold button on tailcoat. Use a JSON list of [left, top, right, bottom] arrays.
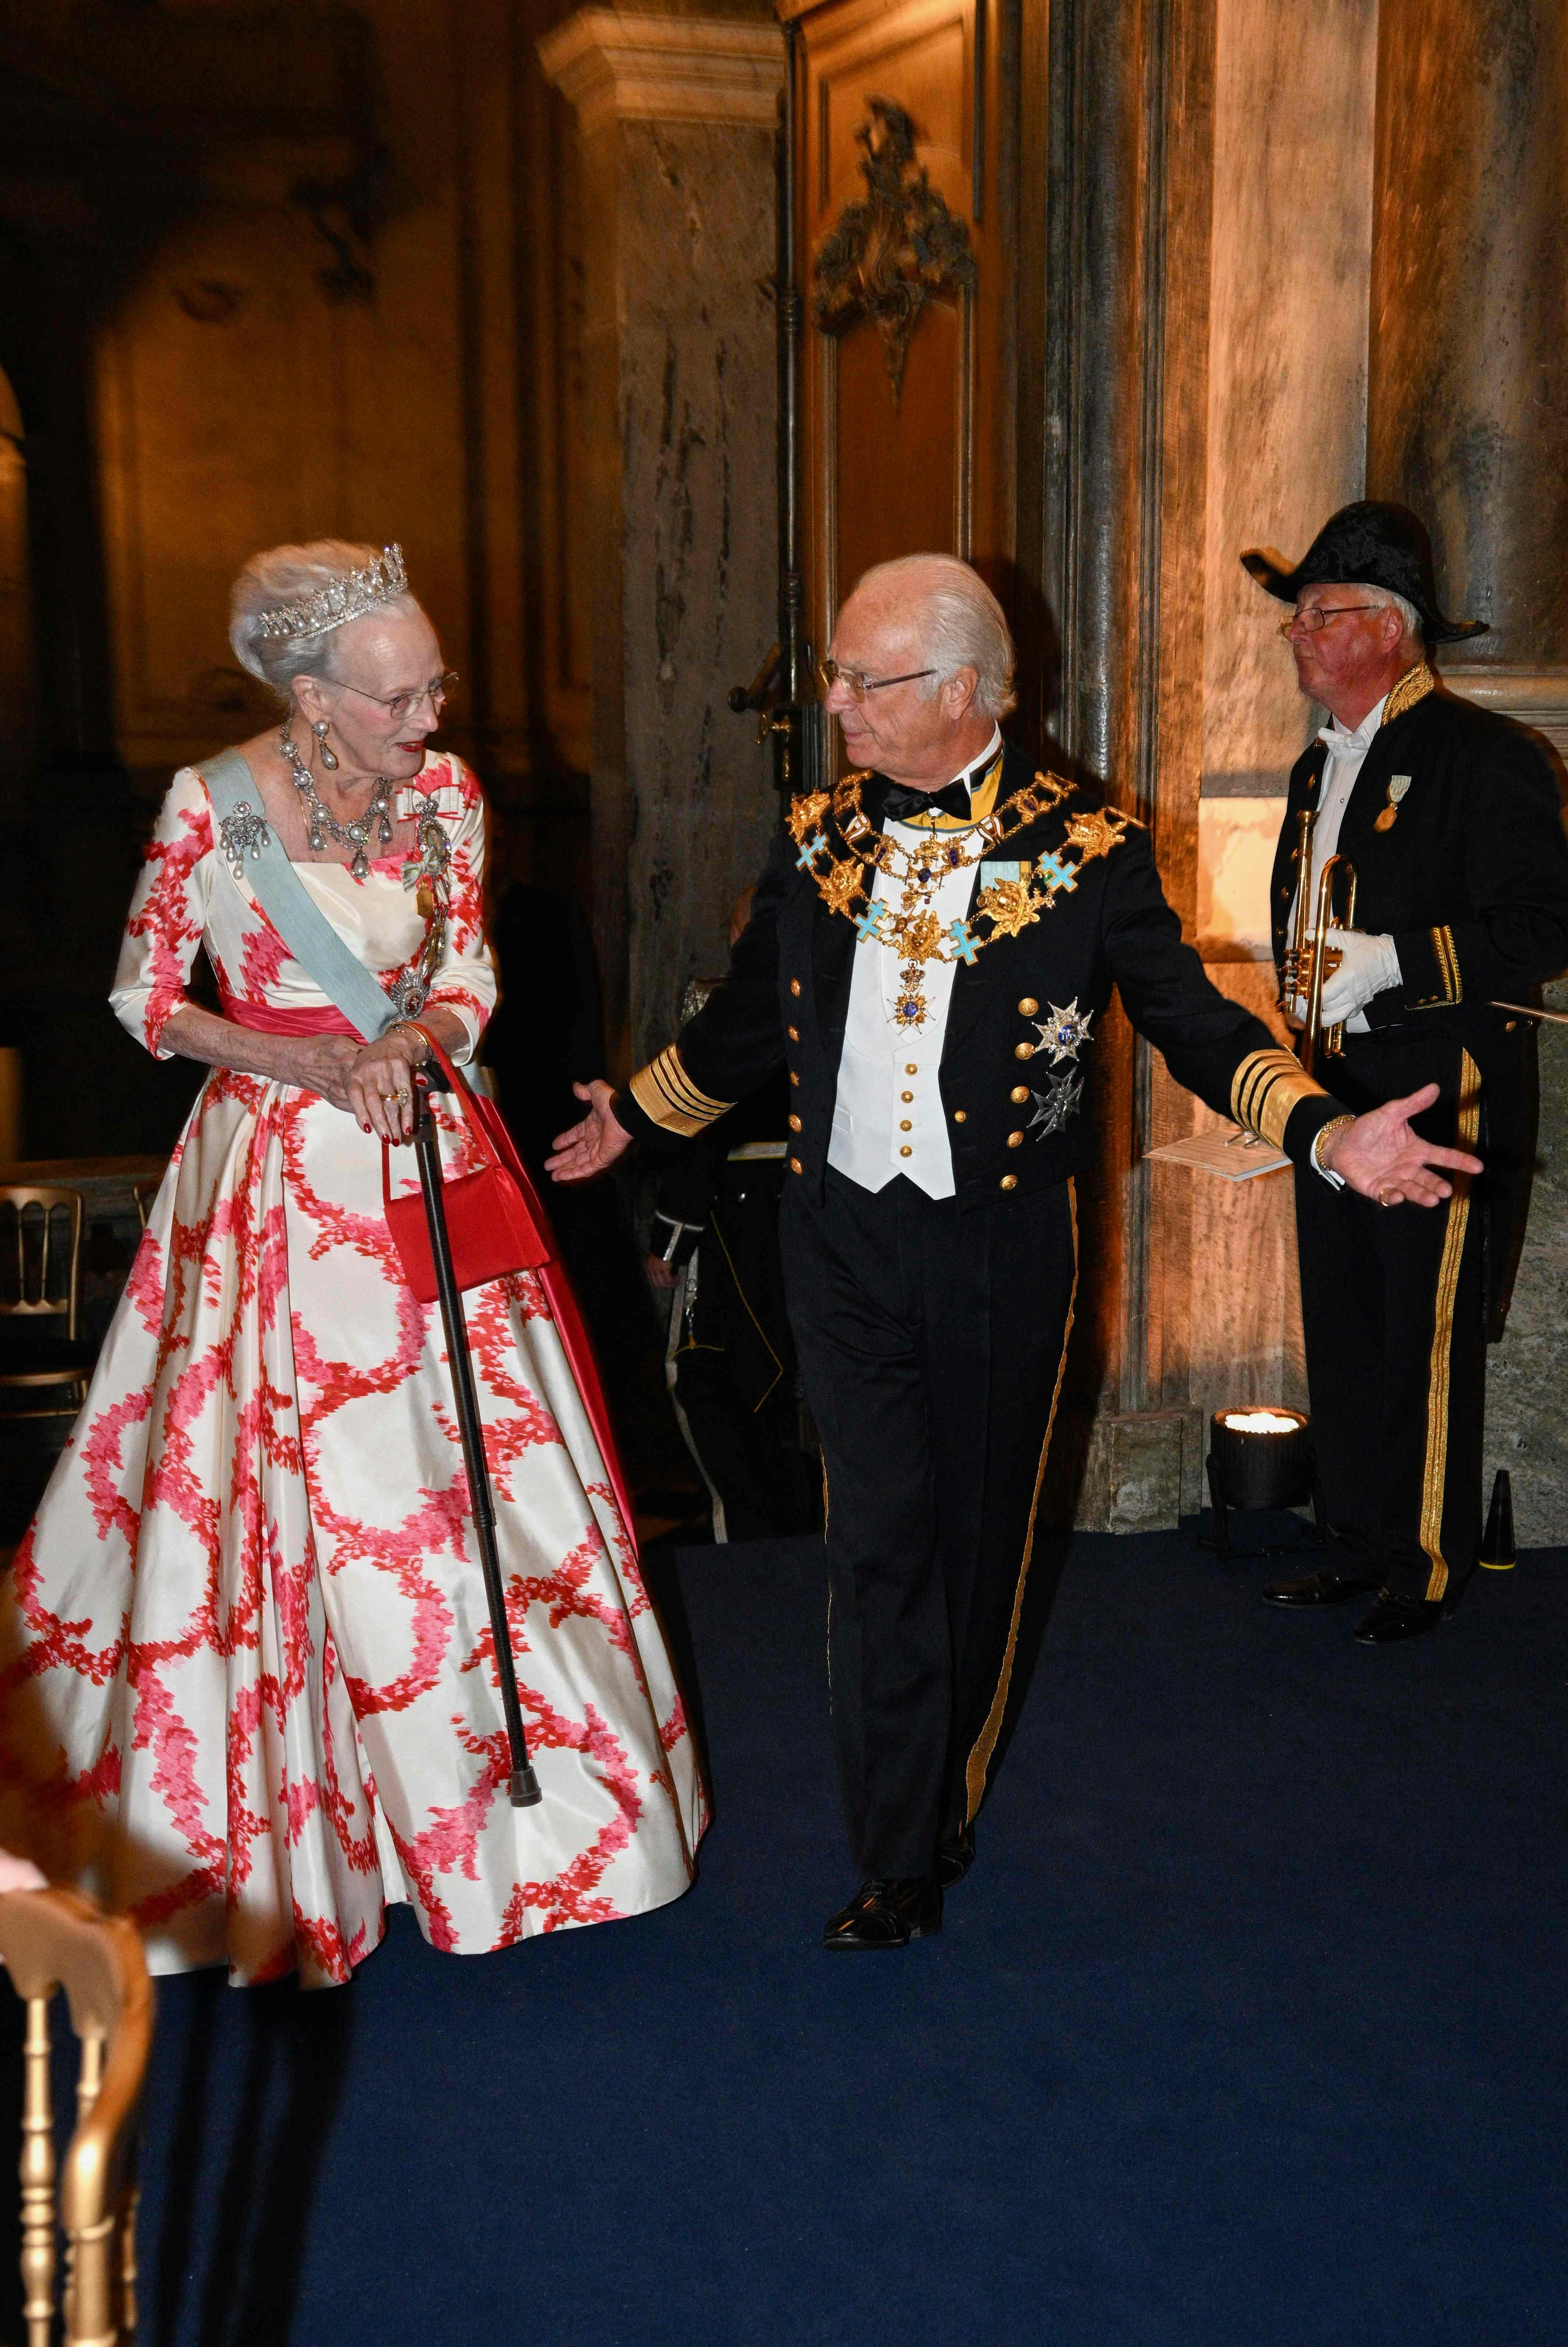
[[999, 1174, 1017, 1191], [1018, 997, 1038, 1016], [789, 1114, 802, 1131], [790, 1157, 802, 1174], [790, 978, 801, 996], [1007, 1131, 1024, 1148], [953, 1109, 967, 1123], [788, 1024, 799, 1041], [1015, 1042, 1034, 1060], [1010, 1086, 1029, 1104]]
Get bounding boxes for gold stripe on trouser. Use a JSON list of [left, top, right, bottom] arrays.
[[1418, 1049, 1482, 1602], [962, 1177, 1079, 1824]]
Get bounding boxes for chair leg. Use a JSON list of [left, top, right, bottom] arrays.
[[20, 1995, 56, 2347]]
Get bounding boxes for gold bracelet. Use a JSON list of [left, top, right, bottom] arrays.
[[391, 1020, 432, 1065], [1312, 1112, 1354, 1172]]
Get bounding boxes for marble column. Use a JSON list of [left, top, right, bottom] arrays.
[[1369, 0, 1568, 695], [1369, 0, 1568, 1540], [539, 6, 784, 1077]]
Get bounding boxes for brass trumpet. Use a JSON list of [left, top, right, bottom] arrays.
[[1281, 807, 1358, 1076]]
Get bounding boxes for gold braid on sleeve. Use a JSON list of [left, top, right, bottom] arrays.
[[1230, 1046, 1328, 1151], [628, 1044, 735, 1138]]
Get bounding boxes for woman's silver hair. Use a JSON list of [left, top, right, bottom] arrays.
[[229, 540, 421, 702], [853, 553, 1017, 719]]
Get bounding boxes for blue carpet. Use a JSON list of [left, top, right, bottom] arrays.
[[111, 1531, 1568, 2342]]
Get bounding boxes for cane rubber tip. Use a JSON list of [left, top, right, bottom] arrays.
[[509, 1766, 543, 1808]]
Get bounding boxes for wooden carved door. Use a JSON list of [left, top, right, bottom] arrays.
[[782, 0, 1011, 706]]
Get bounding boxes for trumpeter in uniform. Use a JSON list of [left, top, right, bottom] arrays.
[[549, 553, 1478, 1947], [1243, 502, 1568, 1643]]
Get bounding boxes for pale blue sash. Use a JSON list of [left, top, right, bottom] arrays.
[[200, 748, 398, 1045]]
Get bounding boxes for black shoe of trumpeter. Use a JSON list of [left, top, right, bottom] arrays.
[[1354, 1589, 1445, 1645], [822, 1876, 942, 1951], [1262, 1568, 1378, 1608], [934, 1824, 975, 1890]]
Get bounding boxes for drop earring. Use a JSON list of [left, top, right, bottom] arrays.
[[312, 718, 339, 771]]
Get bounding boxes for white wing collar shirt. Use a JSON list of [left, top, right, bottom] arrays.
[[1287, 692, 1390, 1035], [828, 726, 1003, 1199]]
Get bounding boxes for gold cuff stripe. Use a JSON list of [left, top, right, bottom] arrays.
[[963, 1177, 1079, 1824], [627, 1046, 734, 1139], [1419, 1051, 1482, 1603], [1230, 1047, 1327, 1151]]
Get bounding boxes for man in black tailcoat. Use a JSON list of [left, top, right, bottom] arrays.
[[1244, 502, 1568, 1644], [549, 553, 1477, 1949]]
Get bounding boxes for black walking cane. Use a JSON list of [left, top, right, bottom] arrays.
[[411, 1066, 542, 1808]]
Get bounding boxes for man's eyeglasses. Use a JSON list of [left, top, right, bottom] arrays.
[[334, 670, 458, 723], [817, 658, 937, 703], [1277, 606, 1380, 637]]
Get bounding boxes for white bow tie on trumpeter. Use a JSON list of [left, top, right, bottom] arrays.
[[1316, 706, 1382, 757]]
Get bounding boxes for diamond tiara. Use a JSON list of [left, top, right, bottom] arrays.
[[254, 545, 410, 645]]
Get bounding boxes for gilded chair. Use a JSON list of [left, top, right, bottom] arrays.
[[0, 1188, 93, 1412], [130, 1178, 160, 1233], [0, 1886, 154, 2347]]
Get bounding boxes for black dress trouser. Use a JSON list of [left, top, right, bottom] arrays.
[[780, 1167, 1078, 1879], [1294, 1030, 1485, 1605]]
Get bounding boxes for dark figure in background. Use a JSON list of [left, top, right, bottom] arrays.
[[1246, 503, 1568, 1644], [483, 877, 656, 1431], [550, 553, 1477, 1955], [484, 881, 605, 1163], [647, 891, 809, 1542]]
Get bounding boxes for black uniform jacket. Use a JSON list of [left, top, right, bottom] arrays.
[[619, 740, 1343, 1210], [1269, 666, 1568, 1304]]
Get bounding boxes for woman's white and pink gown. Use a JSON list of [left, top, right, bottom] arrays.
[[0, 752, 706, 1986]]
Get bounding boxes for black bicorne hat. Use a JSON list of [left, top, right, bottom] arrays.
[[1240, 500, 1487, 642]]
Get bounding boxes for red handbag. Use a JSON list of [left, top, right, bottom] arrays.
[[382, 1028, 551, 1300]]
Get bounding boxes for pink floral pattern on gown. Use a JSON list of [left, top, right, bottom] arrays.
[[0, 751, 706, 1986]]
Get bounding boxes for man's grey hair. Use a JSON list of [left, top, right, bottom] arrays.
[[1351, 582, 1423, 643], [853, 553, 1017, 719]]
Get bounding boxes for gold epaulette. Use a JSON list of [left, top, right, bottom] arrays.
[[1230, 1046, 1326, 1151], [628, 1044, 734, 1138]]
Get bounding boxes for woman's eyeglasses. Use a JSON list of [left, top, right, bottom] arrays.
[[334, 671, 459, 723]]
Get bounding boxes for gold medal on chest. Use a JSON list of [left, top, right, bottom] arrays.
[[1373, 774, 1412, 833]]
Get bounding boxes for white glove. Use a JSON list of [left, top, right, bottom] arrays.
[[1319, 928, 1401, 1025]]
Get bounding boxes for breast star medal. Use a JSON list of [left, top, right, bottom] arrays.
[[1374, 774, 1412, 833], [1029, 1063, 1084, 1135], [1033, 998, 1094, 1064]]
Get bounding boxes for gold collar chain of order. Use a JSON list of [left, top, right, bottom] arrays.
[[787, 767, 1136, 1031]]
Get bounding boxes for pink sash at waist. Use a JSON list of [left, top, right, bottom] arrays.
[[221, 996, 366, 1039]]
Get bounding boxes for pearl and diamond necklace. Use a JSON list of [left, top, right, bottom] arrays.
[[279, 722, 394, 880]]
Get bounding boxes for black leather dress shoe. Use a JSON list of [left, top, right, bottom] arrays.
[[822, 1877, 942, 1951], [1262, 1568, 1377, 1608], [935, 1824, 975, 1890], [1354, 1590, 1444, 1644]]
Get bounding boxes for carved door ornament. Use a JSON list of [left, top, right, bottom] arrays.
[[812, 98, 977, 408]]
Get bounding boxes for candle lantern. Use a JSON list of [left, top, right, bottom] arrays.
[[1205, 1408, 1318, 1557]]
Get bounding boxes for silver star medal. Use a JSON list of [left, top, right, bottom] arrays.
[[1033, 998, 1094, 1065], [1029, 1064, 1084, 1136]]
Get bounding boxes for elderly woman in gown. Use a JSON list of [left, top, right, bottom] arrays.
[[0, 541, 705, 1986]]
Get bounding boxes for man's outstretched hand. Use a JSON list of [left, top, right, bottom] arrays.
[[546, 1080, 634, 1183], [1319, 1082, 1482, 1208]]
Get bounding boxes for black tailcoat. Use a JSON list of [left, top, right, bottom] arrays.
[[614, 741, 1347, 1879], [1268, 674, 1568, 1316], [625, 740, 1340, 1183]]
